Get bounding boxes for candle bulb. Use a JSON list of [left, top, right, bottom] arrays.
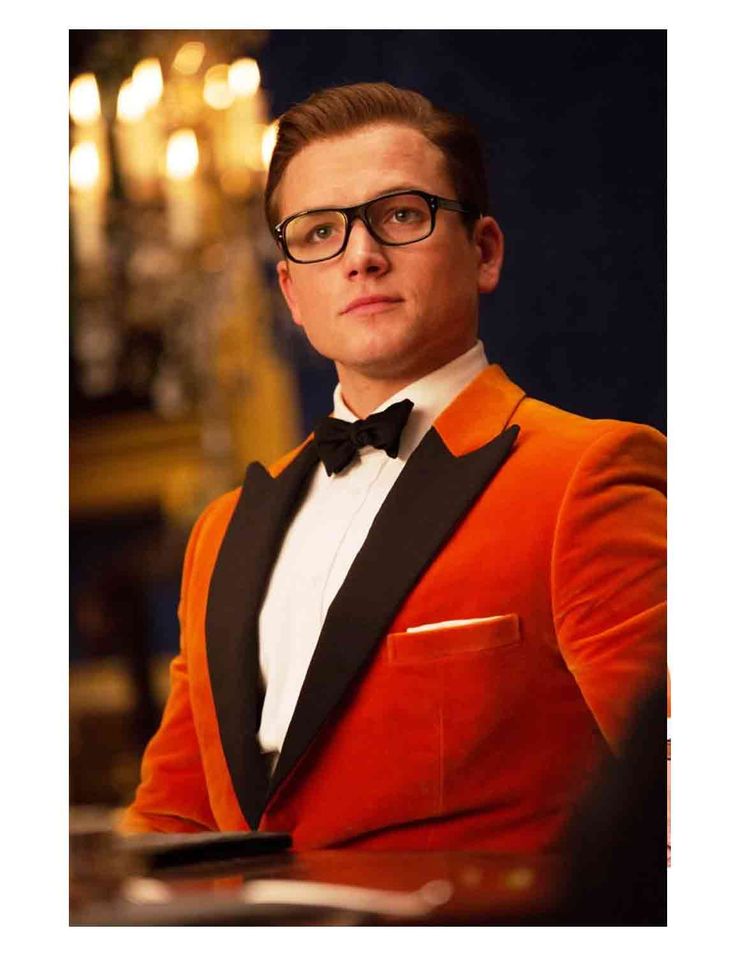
[[172, 41, 206, 77], [132, 58, 163, 111], [165, 129, 202, 248], [228, 58, 260, 99], [170, 42, 207, 125], [114, 63, 165, 203], [221, 58, 266, 196], [203, 64, 234, 188], [70, 141, 106, 268], [69, 73, 110, 195], [70, 73, 101, 125]]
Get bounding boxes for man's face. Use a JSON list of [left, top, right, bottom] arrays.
[[276, 123, 503, 385]]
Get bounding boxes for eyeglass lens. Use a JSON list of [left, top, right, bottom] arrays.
[[284, 193, 433, 262]]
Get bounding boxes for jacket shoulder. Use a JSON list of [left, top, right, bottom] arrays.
[[497, 394, 666, 517], [512, 394, 665, 461]]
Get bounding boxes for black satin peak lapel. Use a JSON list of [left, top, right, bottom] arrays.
[[269, 423, 520, 799], [205, 440, 319, 830]]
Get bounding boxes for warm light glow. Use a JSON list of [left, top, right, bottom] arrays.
[[229, 58, 260, 97], [69, 74, 101, 125], [117, 78, 148, 123], [166, 130, 199, 180], [203, 65, 234, 110], [173, 41, 206, 75], [132, 58, 164, 110], [261, 121, 279, 169], [70, 142, 101, 191]]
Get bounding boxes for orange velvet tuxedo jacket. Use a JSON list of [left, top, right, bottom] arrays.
[[122, 365, 666, 853]]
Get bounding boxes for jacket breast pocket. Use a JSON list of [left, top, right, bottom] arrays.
[[387, 613, 521, 665]]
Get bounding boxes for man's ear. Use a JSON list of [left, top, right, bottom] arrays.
[[276, 260, 303, 326], [474, 216, 504, 294]]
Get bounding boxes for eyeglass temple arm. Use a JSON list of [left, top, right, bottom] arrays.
[[436, 197, 481, 217]]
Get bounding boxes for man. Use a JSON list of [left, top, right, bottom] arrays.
[[121, 83, 666, 853]]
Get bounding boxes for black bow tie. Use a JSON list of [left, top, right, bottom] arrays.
[[313, 399, 414, 476]]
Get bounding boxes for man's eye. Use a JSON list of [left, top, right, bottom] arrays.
[[391, 207, 421, 223], [307, 223, 335, 243], [382, 205, 424, 226]]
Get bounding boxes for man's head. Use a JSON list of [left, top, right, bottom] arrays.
[[265, 82, 503, 408]]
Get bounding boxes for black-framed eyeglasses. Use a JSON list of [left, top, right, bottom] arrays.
[[274, 189, 480, 264]]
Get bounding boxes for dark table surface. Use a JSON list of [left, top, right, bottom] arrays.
[[70, 832, 568, 926]]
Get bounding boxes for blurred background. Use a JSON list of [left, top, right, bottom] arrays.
[[69, 29, 665, 811]]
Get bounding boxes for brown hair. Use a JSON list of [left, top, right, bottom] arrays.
[[264, 82, 490, 235]]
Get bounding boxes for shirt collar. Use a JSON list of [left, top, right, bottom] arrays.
[[331, 340, 489, 461]]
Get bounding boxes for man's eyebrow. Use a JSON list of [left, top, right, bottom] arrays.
[[290, 185, 428, 217], [374, 183, 425, 196]]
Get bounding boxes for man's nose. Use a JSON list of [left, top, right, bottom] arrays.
[[342, 219, 390, 279]]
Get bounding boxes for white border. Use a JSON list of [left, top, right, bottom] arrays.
[[4, 3, 732, 947]]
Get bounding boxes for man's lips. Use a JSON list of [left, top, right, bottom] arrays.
[[340, 295, 403, 315]]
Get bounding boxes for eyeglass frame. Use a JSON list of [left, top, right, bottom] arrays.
[[273, 189, 482, 264]]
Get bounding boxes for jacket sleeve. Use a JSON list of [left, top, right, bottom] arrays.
[[118, 503, 220, 834], [551, 422, 667, 751]]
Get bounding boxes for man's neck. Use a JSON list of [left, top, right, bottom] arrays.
[[336, 374, 421, 419], [336, 343, 478, 419]]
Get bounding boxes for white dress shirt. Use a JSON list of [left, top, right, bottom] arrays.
[[257, 341, 489, 764]]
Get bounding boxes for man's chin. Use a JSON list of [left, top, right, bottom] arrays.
[[334, 347, 430, 383]]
